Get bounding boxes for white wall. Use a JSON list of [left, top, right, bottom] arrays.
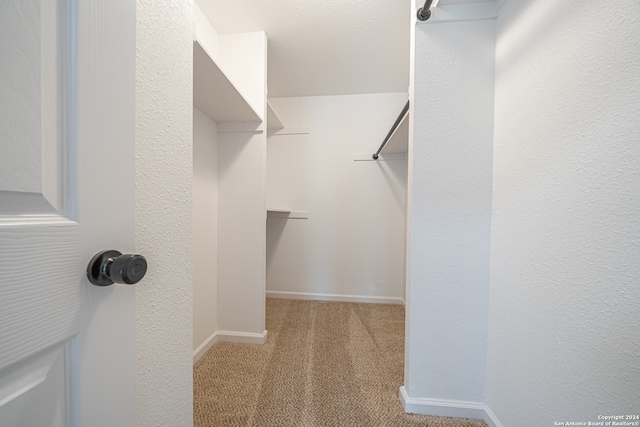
[[487, 0, 640, 425], [217, 130, 267, 336], [194, 2, 219, 62], [135, 0, 193, 425], [216, 32, 268, 338], [266, 93, 408, 303], [219, 32, 266, 121], [193, 5, 268, 341], [193, 107, 218, 352], [404, 14, 495, 407]]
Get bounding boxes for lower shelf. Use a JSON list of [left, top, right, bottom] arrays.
[[266, 209, 308, 219]]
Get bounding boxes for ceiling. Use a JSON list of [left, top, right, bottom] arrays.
[[198, 0, 492, 98], [198, 0, 410, 98]]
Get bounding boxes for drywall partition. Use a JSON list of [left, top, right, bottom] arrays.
[[266, 93, 408, 304], [217, 131, 267, 340], [136, 0, 193, 425], [219, 32, 266, 121], [192, 5, 268, 343], [194, 2, 219, 62], [193, 107, 218, 359], [402, 2, 495, 420], [487, 0, 640, 425], [216, 32, 268, 342]]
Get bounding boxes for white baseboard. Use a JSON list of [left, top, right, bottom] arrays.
[[483, 404, 504, 427], [266, 290, 404, 305], [193, 331, 219, 364], [192, 330, 269, 364], [216, 330, 268, 345], [399, 386, 503, 426]]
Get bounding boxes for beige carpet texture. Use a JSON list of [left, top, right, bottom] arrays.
[[194, 298, 488, 427]]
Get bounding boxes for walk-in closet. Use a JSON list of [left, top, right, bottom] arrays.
[[192, 2, 410, 359]]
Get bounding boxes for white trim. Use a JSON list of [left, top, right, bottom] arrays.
[[399, 386, 485, 420], [215, 330, 268, 345], [399, 387, 504, 427], [483, 405, 504, 427], [193, 330, 269, 363], [193, 331, 219, 364], [266, 290, 403, 305]]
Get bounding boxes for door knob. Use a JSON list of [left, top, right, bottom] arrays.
[[87, 250, 147, 286]]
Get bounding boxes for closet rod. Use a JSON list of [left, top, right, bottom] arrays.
[[417, 0, 434, 21], [372, 100, 409, 160]]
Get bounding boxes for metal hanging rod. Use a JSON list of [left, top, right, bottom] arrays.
[[417, 0, 434, 21], [372, 100, 410, 160]]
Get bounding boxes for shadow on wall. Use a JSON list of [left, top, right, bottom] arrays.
[[376, 160, 408, 209], [266, 217, 287, 271]]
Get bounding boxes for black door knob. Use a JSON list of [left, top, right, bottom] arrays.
[[87, 250, 147, 286]]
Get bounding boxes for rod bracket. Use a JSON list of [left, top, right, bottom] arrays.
[[417, 0, 433, 21], [417, 7, 431, 21]]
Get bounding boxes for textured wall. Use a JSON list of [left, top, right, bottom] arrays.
[[405, 19, 494, 402], [487, 0, 640, 425], [193, 107, 218, 351], [266, 93, 408, 302], [135, 0, 193, 425]]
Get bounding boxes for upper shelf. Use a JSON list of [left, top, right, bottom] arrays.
[[266, 208, 308, 219], [193, 40, 262, 123]]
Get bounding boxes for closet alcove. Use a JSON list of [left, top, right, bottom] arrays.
[[192, 3, 270, 360], [265, 94, 408, 305], [192, 2, 409, 362]]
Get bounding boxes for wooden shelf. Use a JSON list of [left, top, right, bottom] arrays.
[[193, 40, 262, 123]]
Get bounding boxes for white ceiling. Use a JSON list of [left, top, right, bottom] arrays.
[[198, 0, 492, 98], [198, 0, 411, 98]]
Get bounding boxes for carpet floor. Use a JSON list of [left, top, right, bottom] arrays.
[[194, 298, 488, 427]]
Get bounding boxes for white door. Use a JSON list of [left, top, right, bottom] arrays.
[[0, 1, 137, 426]]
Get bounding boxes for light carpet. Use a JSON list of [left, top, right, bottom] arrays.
[[194, 298, 488, 427]]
